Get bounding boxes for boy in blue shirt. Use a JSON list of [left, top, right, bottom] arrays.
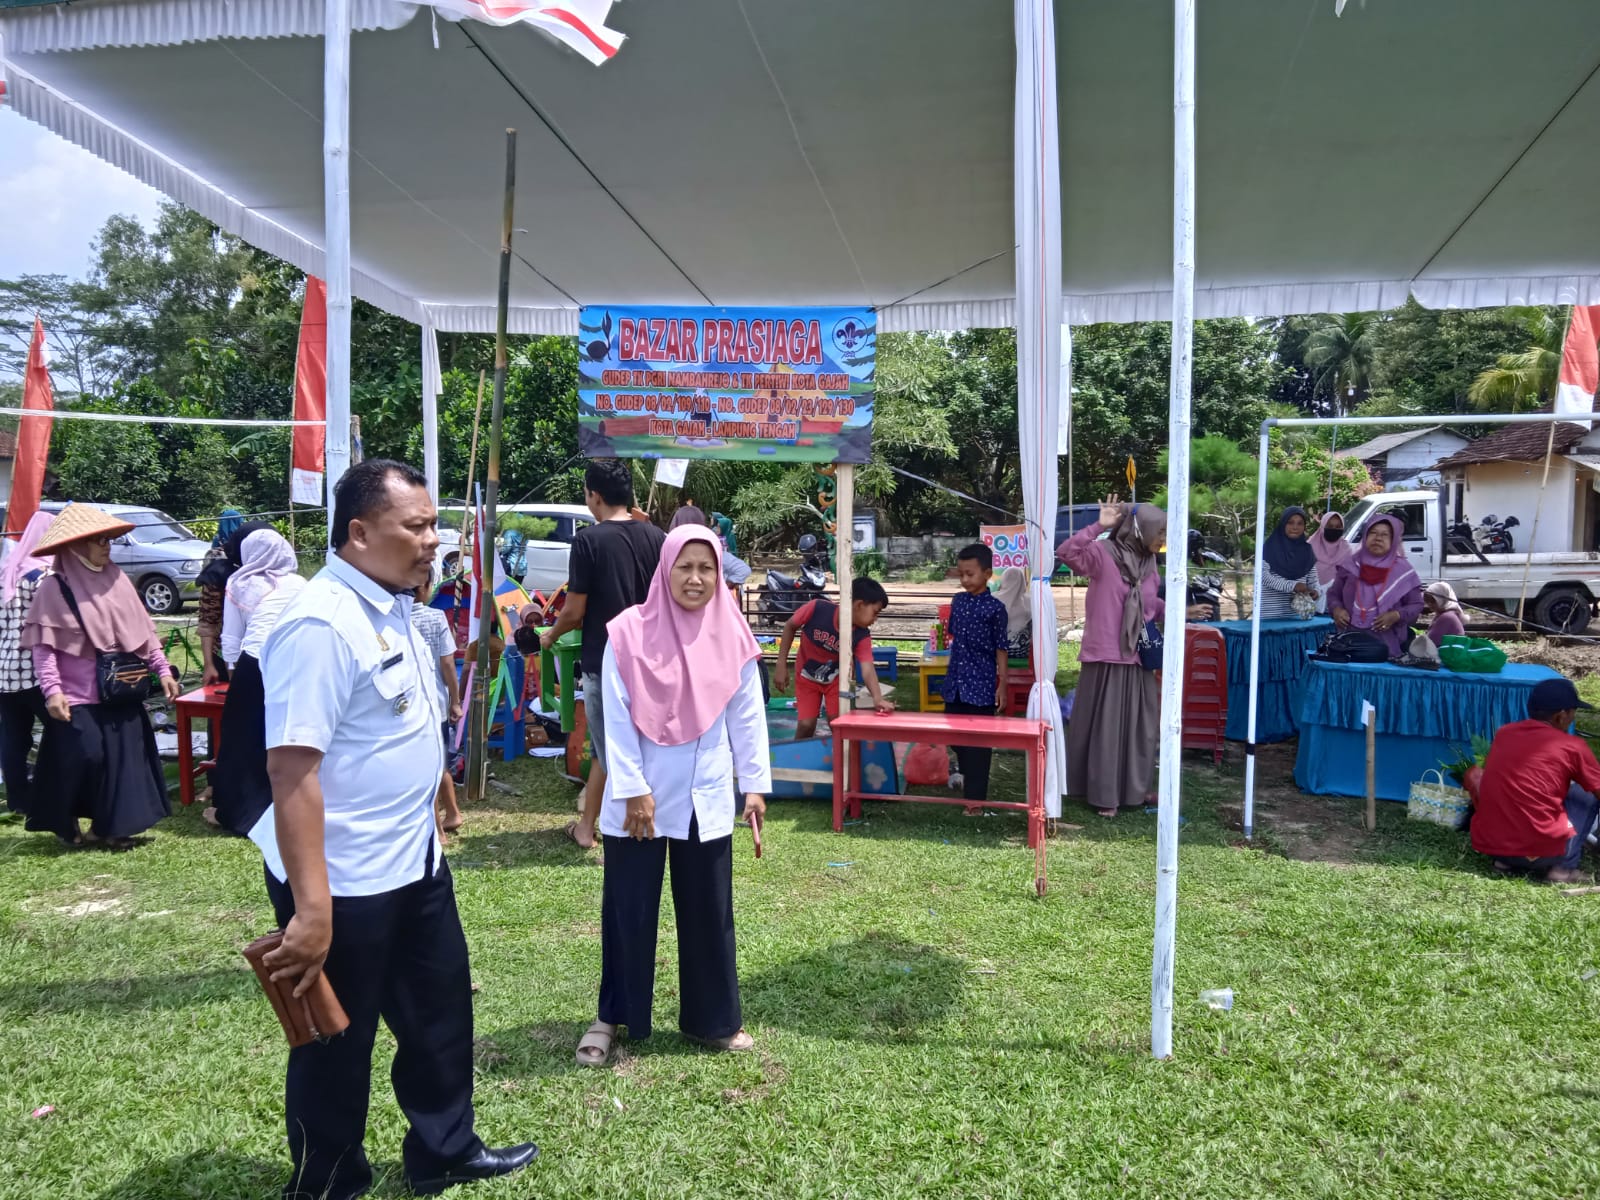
[[941, 543, 1010, 800]]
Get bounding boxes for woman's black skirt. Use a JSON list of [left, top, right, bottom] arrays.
[[28, 699, 168, 841], [213, 653, 271, 837]]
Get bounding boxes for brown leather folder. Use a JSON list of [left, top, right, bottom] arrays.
[[242, 931, 351, 1048]]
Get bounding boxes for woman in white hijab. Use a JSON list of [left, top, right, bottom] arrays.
[[995, 566, 1032, 659], [212, 530, 305, 834]]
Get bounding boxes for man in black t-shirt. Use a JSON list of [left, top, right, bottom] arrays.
[[541, 461, 664, 848]]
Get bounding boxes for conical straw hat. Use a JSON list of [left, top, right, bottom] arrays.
[[35, 505, 136, 555]]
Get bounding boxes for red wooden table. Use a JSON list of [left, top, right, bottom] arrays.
[[830, 710, 1051, 894], [175, 684, 227, 806]]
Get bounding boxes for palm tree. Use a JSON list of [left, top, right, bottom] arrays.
[[1303, 312, 1378, 415], [1467, 306, 1565, 412]]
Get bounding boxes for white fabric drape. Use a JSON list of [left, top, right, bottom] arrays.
[[1014, 0, 1066, 818], [421, 318, 442, 504], [1, 0, 414, 54]]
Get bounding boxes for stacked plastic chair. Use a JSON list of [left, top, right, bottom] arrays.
[[1180, 625, 1228, 765]]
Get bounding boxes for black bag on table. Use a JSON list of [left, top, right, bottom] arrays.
[[1312, 629, 1389, 665]]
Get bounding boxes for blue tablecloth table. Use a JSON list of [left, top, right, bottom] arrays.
[[1205, 616, 1333, 743], [1293, 659, 1563, 801]]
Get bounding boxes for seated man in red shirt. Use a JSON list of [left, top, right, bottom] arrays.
[[1471, 677, 1600, 884], [772, 578, 894, 740]]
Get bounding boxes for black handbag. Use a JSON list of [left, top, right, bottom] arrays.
[[1136, 619, 1165, 670], [1312, 629, 1389, 664], [53, 577, 154, 706]]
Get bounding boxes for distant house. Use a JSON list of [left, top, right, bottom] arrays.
[[1335, 426, 1470, 490], [1436, 414, 1600, 554]]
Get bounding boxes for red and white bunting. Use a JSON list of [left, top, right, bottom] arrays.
[[419, 1, 624, 66], [1554, 304, 1600, 426]]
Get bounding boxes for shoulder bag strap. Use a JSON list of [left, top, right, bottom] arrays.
[[51, 575, 93, 642]]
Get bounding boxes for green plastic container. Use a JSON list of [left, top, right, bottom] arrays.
[[1437, 635, 1507, 675]]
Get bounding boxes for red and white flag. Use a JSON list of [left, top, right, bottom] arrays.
[[419, 1, 624, 66], [1555, 304, 1600, 426], [1, 32, 10, 108], [5, 317, 54, 537], [290, 277, 328, 504]]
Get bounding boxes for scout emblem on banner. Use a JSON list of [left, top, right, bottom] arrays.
[[417, 1, 625, 65], [577, 305, 876, 463]]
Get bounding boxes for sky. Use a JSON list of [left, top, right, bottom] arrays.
[[0, 108, 163, 280]]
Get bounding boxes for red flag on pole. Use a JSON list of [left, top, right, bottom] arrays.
[[290, 277, 328, 504], [417, 1, 624, 65], [6, 317, 55, 538], [1554, 304, 1600, 426]]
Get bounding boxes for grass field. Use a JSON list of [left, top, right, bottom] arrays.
[[3, 658, 1600, 1198]]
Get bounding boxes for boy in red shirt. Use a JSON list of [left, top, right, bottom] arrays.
[[772, 578, 895, 739], [1471, 677, 1600, 883]]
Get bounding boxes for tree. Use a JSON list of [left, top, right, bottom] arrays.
[[54, 419, 165, 507], [1303, 312, 1378, 414], [1467, 306, 1565, 412], [0, 274, 117, 398], [1369, 299, 1537, 414]]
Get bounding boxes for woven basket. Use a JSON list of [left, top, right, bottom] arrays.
[[1407, 769, 1471, 828]]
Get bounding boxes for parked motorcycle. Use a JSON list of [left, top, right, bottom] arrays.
[[756, 532, 829, 624], [1157, 530, 1225, 621], [1450, 513, 1519, 557]]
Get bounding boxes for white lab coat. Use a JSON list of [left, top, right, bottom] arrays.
[[599, 644, 771, 841]]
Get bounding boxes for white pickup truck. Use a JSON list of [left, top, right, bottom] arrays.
[[1343, 489, 1600, 633]]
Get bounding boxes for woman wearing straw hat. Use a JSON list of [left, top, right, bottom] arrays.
[[22, 504, 181, 848]]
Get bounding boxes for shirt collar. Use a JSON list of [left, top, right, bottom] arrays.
[[325, 553, 401, 616]]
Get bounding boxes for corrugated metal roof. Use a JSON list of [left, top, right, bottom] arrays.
[[1336, 426, 1444, 462], [1437, 406, 1595, 467]]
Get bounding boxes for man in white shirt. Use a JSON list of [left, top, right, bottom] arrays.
[[254, 459, 535, 1200]]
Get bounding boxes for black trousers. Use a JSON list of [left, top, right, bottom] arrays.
[[265, 854, 482, 1200], [944, 699, 996, 801], [600, 816, 740, 1042], [0, 686, 44, 815]]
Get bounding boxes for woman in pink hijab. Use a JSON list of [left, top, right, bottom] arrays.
[[575, 525, 771, 1067], [1327, 513, 1424, 657], [0, 510, 54, 815]]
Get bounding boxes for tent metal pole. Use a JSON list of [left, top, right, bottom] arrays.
[[1151, 0, 1195, 1064], [321, 0, 352, 537], [1243, 425, 1270, 840]]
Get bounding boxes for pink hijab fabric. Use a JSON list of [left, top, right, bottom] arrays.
[[1339, 513, 1421, 620], [1, 511, 54, 603], [1310, 516, 1355, 586], [22, 548, 158, 660], [606, 524, 760, 746]]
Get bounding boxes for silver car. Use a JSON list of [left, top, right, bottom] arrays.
[[40, 503, 212, 614]]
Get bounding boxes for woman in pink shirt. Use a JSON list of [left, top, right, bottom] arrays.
[[22, 506, 180, 849], [1057, 495, 1207, 817]]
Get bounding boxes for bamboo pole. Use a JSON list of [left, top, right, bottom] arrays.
[[460, 370, 486, 551], [1365, 704, 1377, 833], [1514, 421, 1559, 630], [468, 130, 517, 804]]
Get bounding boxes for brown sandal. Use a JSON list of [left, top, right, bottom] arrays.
[[690, 1028, 754, 1053]]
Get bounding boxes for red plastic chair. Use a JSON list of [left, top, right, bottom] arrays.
[[1180, 625, 1228, 765]]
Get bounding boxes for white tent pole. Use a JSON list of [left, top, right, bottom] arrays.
[[421, 317, 442, 504], [836, 463, 855, 719], [1243, 424, 1271, 840], [1151, 0, 1196, 1064], [322, 0, 352, 538]]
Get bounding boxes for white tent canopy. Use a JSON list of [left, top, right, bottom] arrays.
[[7, 0, 1600, 1060], [7, 0, 1600, 334]]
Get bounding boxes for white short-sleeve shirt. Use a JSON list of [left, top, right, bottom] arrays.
[[250, 555, 444, 897], [599, 645, 772, 841]]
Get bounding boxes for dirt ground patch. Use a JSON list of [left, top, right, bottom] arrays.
[[1212, 742, 1376, 865], [1504, 637, 1600, 677]]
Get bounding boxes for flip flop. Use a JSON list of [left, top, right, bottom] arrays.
[[565, 820, 597, 850], [1092, 807, 1117, 819], [575, 1021, 615, 1067], [442, 815, 464, 833], [688, 1029, 754, 1053]]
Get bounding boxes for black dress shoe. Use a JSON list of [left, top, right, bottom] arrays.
[[409, 1143, 539, 1196]]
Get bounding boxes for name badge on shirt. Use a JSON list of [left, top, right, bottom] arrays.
[[375, 652, 413, 716]]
